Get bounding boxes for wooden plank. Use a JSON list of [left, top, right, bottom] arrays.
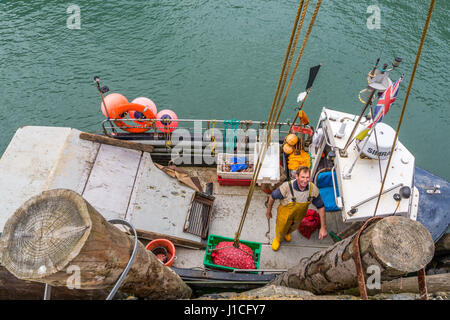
[[82, 144, 142, 221], [45, 129, 100, 194], [0, 126, 73, 232], [126, 153, 201, 243], [136, 228, 206, 249], [80, 132, 154, 153]]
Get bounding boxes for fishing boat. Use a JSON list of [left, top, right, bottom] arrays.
[[0, 0, 447, 297]]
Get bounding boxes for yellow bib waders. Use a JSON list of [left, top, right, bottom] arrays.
[[273, 181, 313, 251]]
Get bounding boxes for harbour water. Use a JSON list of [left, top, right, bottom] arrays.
[[0, 0, 448, 180]]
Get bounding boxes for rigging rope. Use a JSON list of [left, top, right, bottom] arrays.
[[233, 0, 323, 246], [264, 0, 306, 132], [372, 0, 435, 218], [165, 121, 172, 148], [210, 119, 216, 156]]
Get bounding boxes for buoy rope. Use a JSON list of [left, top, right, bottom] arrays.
[[372, 0, 435, 218], [165, 121, 172, 148]]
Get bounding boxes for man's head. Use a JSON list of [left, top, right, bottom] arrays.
[[295, 166, 311, 189]]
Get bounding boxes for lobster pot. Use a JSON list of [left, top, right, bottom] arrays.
[[357, 122, 397, 160]]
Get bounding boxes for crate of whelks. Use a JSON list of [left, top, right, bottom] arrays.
[[216, 153, 255, 184]]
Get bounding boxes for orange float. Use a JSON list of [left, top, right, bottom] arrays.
[[285, 133, 299, 146], [283, 143, 294, 155], [101, 93, 128, 118], [109, 102, 156, 133], [155, 109, 179, 133], [129, 97, 158, 126], [100, 93, 156, 133]]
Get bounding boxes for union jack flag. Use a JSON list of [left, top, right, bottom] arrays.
[[355, 75, 404, 141]]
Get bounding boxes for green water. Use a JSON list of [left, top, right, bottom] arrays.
[[0, 0, 448, 180]]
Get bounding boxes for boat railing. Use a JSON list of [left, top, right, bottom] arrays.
[[101, 118, 295, 140], [331, 166, 343, 210], [100, 118, 313, 166], [230, 268, 288, 275]]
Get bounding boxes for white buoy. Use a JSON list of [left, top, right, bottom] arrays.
[[357, 122, 397, 160]]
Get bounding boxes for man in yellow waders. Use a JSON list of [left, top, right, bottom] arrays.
[[265, 166, 327, 251]]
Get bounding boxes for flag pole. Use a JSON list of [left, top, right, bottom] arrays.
[[288, 64, 321, 134], [341, 88, 376, 156], [342, 122, 379, 179], [288, 88, 310, 134], [369, 104, 384, 182]]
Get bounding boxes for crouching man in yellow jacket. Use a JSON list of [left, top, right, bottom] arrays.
[[265, 166, 327, 251]]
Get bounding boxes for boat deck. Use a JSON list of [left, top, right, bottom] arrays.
[[174, 167, 348, 271], [0, 126, 349, 273]]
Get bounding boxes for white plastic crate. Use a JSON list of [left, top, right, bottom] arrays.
[[216, 153, 255, 180], [253, 141, 281, 186]]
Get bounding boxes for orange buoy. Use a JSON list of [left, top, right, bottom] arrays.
[[145, 239, 176, 267], [285, 133, 299, 146], [131, 97, 157, 115], [130, 97, 158, 125], [283, 143, 294, 155], [109, 102, 156, 133], [156, 109, 178, 133], [101, 93, 128, 118]]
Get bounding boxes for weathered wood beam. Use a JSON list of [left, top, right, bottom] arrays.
[[136, 229, 206, 250], [374, 273, 450, 295], [79, 132, 154, 153], [0, 189, 191, 299], [0, 265, 115, 300], [269, 216, 435, 295], [435, 233, 450, 257]]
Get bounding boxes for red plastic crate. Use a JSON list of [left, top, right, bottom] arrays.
[[217, 175, 252, 186]]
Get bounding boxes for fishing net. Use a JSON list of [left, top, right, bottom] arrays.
[[298, 209, 321, 239], [211, 241, 256, 269]]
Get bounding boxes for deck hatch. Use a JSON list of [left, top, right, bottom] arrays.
[[183, 191, 215, 239]]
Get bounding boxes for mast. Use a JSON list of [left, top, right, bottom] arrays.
[[340, 56, 402, 157]]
